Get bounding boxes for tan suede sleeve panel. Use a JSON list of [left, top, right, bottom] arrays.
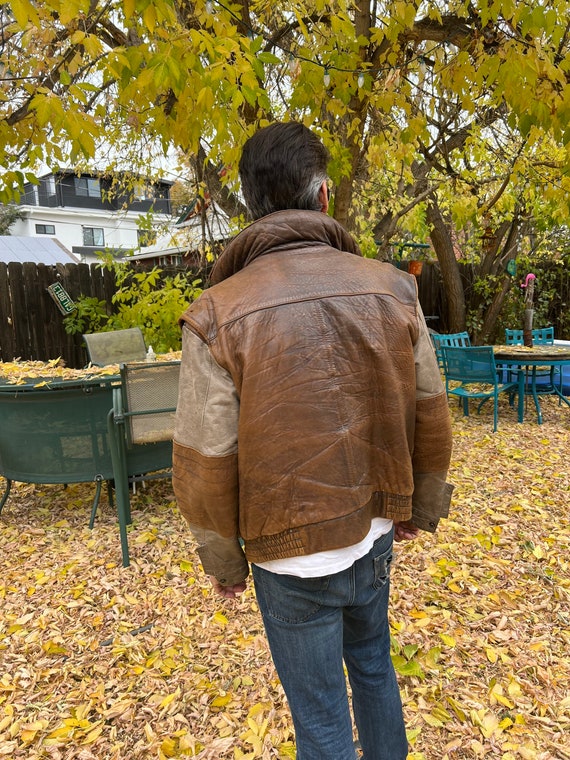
[[412, 304, 452, 473], [414, 304, 445, 400], [174, 326, 239, 456], [189, 525, 249, 585], [411, 306, 454, 531], [173, 325, 242, 580]]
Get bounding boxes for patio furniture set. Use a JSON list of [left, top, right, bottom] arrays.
[[0, 328, 180, 567], [2, 325, 569, 566], [432, 328, 570, 430]]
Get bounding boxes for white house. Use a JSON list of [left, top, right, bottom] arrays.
[[10, 170, 174, 263], [129, 197, 232, 268]]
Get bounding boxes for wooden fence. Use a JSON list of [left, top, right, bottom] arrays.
[[0, 262, 116, 369], [3, 257, 570, 371], [0, 260, 449, 369]]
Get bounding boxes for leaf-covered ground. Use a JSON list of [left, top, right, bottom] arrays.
[[1, 395, 569, 760]]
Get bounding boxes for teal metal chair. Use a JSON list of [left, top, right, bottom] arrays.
[[106, 360, 180, 566], [0, 370, 179, 568], [504, 326, 560, 393], [431, 331, 471, 369], [441, 346, 518, 432], [505, 327, 554, 345]]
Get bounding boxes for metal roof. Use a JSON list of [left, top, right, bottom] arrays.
[[0, 236, 79, 265]]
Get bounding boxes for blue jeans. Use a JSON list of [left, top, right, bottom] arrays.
[[252, 529, 408, 760]]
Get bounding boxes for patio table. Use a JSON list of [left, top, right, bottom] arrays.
[[493, 344, 570, 424], [0, 374, 120, 512]]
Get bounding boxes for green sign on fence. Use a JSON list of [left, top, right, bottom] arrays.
[[47, 283, 76, 315]]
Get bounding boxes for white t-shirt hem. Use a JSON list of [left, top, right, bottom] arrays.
[[253, 517, 393, 578]]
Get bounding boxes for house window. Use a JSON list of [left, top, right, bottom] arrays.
[[137, 229, 156, 247], [134, 183, 154, 201], [83, 227, 105, 246], [159, 254, 182, 266], [35, 224, 56, 235], [75, 177, 101, 198]]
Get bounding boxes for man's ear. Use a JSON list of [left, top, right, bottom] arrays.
[[318, 180, 329, 214]]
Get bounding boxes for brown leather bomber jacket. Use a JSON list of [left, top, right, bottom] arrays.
[[173, 210, 453, 585]]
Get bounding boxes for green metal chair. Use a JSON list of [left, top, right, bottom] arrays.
[[106, 361, 180, 567], [431, 331, 471, 369], [0, 366, 180, 568], [441, 345, 518, 432]]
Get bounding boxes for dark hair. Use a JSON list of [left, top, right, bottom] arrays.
[[238, 122, 329, 219]]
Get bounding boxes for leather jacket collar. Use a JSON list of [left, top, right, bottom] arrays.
[[210, 209, 361, 285]]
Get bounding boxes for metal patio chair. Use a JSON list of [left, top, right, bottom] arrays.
[[504, 326, 560, 393], [83, 327, 148, 367], [0, 378, 117, 517], [505, 326, 554, 345], [106, 360, 180, 566], [430, 331, 471, 369], [441, 345, 518, 432]]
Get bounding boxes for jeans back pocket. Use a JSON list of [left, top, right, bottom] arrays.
[[372, 546, 393, 590]]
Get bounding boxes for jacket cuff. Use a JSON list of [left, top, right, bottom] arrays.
[[411, 472, 454, 533], [190, 525, 249, 585]]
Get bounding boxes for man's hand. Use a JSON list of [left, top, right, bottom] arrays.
[[208, 576, 247, 598], [394, 521, 420, 542]]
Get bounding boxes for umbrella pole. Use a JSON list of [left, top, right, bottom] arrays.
[[522, 274, 536, 347]]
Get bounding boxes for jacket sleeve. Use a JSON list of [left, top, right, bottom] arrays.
[[173, 324, 249, 585], [411, 306, 454, 532]]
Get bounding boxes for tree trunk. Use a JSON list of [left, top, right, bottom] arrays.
[[332, 0, 370, 231], [477, 273, 512, 345], [334, 175, 355, 230], [475, 219, 520, 343], [426, 201, 466, 332]]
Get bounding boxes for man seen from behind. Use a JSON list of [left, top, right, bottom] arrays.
[[173, 121, 454, 760]]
